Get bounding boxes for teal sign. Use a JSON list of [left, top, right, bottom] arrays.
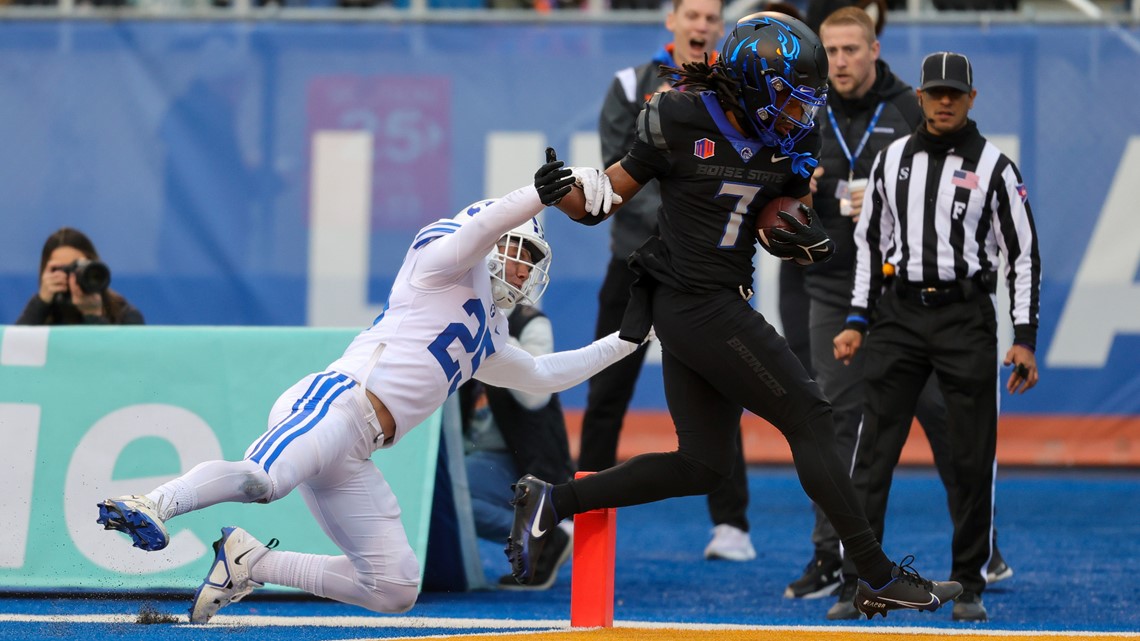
[[0, 326, 440, 590]]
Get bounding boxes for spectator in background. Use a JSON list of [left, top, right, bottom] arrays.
[[16, 227, 144, 325], [581, 0, 758, 563], [461, 303, 575, 591], [833, 51, 1041, 622]]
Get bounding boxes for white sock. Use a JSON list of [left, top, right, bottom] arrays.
[[252, 550, 326, 595], [147, 459, 270, 521], [146, 479, 196, 521]]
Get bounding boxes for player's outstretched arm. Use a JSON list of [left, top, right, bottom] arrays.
[[473, 331, 643, 394]]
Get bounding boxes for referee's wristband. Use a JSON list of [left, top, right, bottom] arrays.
[[843, 314, 869, 334]]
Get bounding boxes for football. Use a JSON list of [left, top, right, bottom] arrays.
[[756, 196, 809, 248]]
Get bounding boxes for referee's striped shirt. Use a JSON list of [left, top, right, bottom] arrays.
[[849, 129, 1042, 349]]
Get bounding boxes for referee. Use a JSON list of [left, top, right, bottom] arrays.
[[833, 51, 1041, 622]]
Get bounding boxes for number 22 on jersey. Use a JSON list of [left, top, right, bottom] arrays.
[[427, 298, 496, 394]]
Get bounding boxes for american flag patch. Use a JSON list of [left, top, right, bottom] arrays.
[[693, 138, 715, 159], [951, 169, 979, 189], [1016, 183, 1029, 202]]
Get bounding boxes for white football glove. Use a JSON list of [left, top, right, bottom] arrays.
[[569, 167, 623, 217]]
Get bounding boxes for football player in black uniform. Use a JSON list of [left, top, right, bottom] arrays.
[[507, 12, 962, 619]]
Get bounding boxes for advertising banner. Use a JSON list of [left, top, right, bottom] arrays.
[[0, 326, 440, 590], [0, 21, 1136, 427]]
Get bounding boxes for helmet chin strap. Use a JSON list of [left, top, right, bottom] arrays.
[[488, 253, 519, 310], [491, 281, 517, 310]]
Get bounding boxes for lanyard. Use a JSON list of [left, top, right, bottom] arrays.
[[827, 101, 885, 181]]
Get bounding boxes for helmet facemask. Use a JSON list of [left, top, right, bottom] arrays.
[[741, 73, 827, 152], [487, 218, 552, 311]]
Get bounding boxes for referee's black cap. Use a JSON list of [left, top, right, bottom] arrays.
[[920, 51, 973, 93]]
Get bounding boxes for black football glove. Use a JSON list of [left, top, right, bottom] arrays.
[[534, 147, 574, 206], [767, 203, 835, 265]]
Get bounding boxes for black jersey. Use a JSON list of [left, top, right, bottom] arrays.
[[620, 90, 819, 293]]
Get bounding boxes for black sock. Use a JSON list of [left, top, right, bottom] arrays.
[[550, 483, 580, 520], [844, 528, 894, 587]]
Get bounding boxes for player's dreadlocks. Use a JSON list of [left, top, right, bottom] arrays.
[[658, 54, 750, 128]]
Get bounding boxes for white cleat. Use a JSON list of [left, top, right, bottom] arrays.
[[189, 526, 277, 624], [96, 495, 169, 551]]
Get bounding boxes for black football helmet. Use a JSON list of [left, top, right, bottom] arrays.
[[718, 12, 828, 152]]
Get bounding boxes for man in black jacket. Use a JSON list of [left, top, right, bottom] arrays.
[[583, 0, 758, 563]]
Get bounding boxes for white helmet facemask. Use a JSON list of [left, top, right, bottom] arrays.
[[487, 217, 552, 311]]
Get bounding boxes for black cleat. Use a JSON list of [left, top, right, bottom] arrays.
[[504, 474, 559, 585], [785, 553, 842, 599], [855, 555, 962, 619], [498, 526, 571, 591]]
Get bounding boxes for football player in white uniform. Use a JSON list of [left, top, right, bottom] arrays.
[[96, 156, 627, 623]]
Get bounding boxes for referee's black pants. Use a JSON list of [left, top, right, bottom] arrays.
[[846, 288, 998, 595]]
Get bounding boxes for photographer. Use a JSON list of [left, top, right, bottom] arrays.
[[16, 227, 144, 325]]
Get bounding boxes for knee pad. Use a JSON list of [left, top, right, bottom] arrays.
[[357, 576, 418, 614], [241, 473, 273, 503], [353, 552, 420, 614]]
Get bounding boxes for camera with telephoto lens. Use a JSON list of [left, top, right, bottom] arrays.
[[52, 259, 112, 302]]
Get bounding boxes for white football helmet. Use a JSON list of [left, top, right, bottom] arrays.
[[488, 217, 552, 311]]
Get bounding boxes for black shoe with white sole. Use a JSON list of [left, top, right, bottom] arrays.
[[952, 590, 988, 621]]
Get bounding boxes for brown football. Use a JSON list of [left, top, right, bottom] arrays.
[[756, 196, 809, 248]]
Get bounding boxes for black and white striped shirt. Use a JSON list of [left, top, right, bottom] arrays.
[[849, 126, 1042, 348]]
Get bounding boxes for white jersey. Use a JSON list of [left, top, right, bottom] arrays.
[[328, 184, 637, 447]]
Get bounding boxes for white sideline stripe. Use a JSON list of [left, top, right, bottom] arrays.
[[0, 614, 1136, 637], [611, 623, 1140, 636], [0, 614, 564, 628]]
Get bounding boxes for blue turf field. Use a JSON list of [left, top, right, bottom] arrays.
[[2, 466, 1137, 640]]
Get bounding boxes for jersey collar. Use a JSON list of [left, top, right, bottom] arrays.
[[701, 91, 763, 163]]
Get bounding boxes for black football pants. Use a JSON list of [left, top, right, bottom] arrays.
[[571, 285, 875, 556], [578, 258, 750, 531]]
